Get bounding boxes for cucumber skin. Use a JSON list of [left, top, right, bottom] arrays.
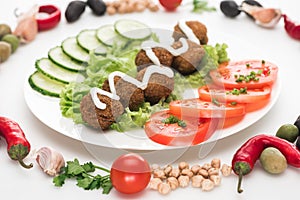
[[35, 59, 69, 84], [28, 72, 63, 98], [48, 46, 86, 73]]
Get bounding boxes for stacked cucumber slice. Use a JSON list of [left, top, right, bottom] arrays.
[[28, 19, 152, 98]]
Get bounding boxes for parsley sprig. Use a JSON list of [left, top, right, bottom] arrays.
[[53, 159, 112, 194]]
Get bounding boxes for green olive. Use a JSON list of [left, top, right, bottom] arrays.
[[1, 34, 20, 53], [0, 41, 11, 63], [259, 147, 287, 174], [276, 124, 299, 143], [0, 24, 12, 39]]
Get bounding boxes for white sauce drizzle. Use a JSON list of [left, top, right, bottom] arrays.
[[178, 20, 200, 45], [141, 38, 189, 66], [90, 22, 194, 110], [90, 65, 174, 109]]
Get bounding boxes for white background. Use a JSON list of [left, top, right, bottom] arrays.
[[1, 0, 300, 199]]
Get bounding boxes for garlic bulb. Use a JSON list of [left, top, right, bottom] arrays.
[[36, 147, 65, 176]]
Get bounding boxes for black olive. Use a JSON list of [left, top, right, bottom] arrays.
[[241, 0, 263, 19], [296, 136, 300, 150], [294, 115, 300, 131], [87, 0, 107, 16], [220, 1, 241, 18], [65, 1, 87, 23]]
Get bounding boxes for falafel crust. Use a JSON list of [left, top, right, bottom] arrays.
[[80, 93, 124, 130], [171, 40, 206, 75], [135, 47, 174, 72], [173, 21, 208, 45], [102, 76, 144, 111], [136, 67, 174, 105]]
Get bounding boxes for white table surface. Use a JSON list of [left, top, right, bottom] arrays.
[[1, 0, 300, 199]]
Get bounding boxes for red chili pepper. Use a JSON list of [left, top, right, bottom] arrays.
[[282, 14, 300, 40], [36, 4, 61, 31], [232, 134, 300, 193], [0, 117, 33, 169]]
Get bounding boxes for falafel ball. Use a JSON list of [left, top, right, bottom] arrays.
[[80, 93, 124, 130], [171, 40, 206, 75], [102, 76, 144, 111], [135, 47, 174, 72], [173, 21, 208, 45], [136, 67, 174, 105]]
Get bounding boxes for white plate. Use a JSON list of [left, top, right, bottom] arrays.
[[24, 73, 281, 150], [23, 22, 281, 150]]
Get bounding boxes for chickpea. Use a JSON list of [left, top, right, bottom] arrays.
[[198, 169, 209, 178], [208, 168, 219, 176], [210, 175, 221, 186], [191, 175, 204, 188], [167, 177, 179, 190], [149, 178, 162, 190], [191, 164, 201, 175], [106, 6, 117, 15], [178, 175, 190, 188], [179, 162, 189, 170], [221, 164, 232, 177], [202, 163, 211, 171], [201, 179, 214, 191], [158, 182, 171, 195], [153, 169, 166, 179], [211, 158, 221, 169], [169, 168, 180, 178], [181, 168, 194, 178], [163, 165, 173, 176]]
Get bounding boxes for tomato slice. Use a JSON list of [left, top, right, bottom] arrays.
[[144, 110, 219, 146], [169, 98, 246, 118], [209, 60, 278, 89], [198, 85, 271, 104]]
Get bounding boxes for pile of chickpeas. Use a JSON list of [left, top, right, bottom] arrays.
[[149, 159, 232, 195], [105, 0, 159, 15]]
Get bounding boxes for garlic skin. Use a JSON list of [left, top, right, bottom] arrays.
[[13, 5, 38, 43], [36, 147, 65, 176]]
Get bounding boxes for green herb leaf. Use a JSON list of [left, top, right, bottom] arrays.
[[77, 176, 94, 190], [67, 159, 85, 175], [53, 173, 67, 187], [52, 158, 111, 194], [193, 0, 216, 14]]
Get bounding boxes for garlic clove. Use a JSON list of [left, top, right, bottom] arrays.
[[36, 147, 65, 176], [240, 2, 282, 28], [253, 9, 282, 28]]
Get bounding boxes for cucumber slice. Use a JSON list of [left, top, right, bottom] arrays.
[[62, 37, 90, 63], [114, 19, 152, 40], [36, 58, 85, 84], [96, 24, 123, 46], [48, 46, 86, 72], [28, 71, 66, 98], [77, 29, 107, 53]]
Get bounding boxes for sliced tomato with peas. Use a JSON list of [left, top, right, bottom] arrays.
[[169, 98, 246, 119], [209, 60, 278, 89], [144, 110, 219, 146], [198, 85, 272, 104]]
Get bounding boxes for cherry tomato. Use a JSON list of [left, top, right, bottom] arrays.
[[144, 110, 219, 146], [110, 153, 151, 194], [209, 60, 278, 89], [169, 98, 246, 119], [198, 85, 271, 104], [159, 0, 182, 11]]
